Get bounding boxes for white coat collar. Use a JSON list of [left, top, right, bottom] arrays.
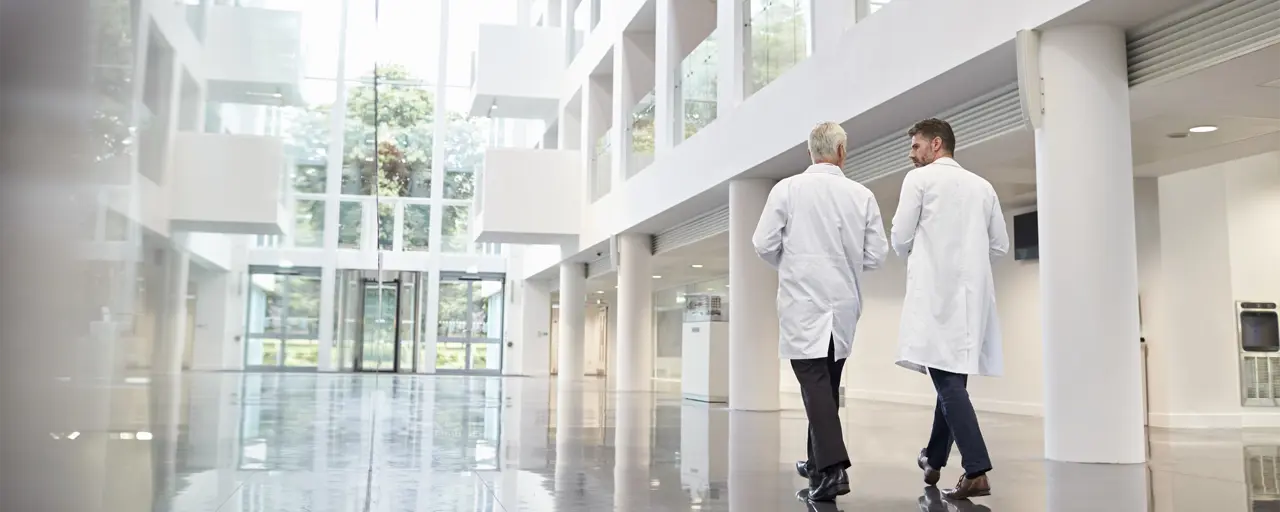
[[932, 157, 962, 168], [803, 163, 844, 176]]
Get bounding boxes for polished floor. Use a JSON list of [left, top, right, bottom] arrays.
[[131, 373, 1277, 511]]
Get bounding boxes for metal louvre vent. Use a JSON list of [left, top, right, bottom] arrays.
[[1127, 0, 1280, 87], [843, 83, 1024, 183], [585, 254, 614, 279], [652, 205, 730, 255]]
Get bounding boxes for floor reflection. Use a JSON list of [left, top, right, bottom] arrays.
[[130, 372, 1277, 511]]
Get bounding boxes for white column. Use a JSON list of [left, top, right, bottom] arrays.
[[717, 0, 748, 111], [613, 392, 653, 511], [616, 233, 654, 391], [558, 261, 587, 380], [1036, 25, 1145, 463], [546, 0, 563, 27], [654, 0, 680, 153], [728, 180, 780, 411], [808, 0, 856, 55]]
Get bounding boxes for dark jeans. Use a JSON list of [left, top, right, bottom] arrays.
[[924, 367, 992, 478], [791, 337, 850, 472]]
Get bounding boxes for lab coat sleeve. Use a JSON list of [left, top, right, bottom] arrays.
[[987, 190, 1010, 259], [890, 172, 923, 257], [862, 195, 889, 271], [752, 183, 788, 269]]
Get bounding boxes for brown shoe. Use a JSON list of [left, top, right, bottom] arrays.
[[942, 474, 991, 500], [917, 450, 941, 486]]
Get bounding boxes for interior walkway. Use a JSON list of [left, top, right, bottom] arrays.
[[137, 373, 1267, 511]]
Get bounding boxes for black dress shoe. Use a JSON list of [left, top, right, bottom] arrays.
[[918, 449, 941, 486], [796, 460, 812, 478], [802, 462, 850, 496], [806, 467, 849, 502]]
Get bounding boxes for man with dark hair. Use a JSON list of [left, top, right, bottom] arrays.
[[891, 118, 1009, 500]]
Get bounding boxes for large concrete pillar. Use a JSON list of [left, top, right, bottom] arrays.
[[1036, 25, 1145, 463], [728, 179, 780, 411], [558, 261, 587, 380], [615, 233, 654, 391]]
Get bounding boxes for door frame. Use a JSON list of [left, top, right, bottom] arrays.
[[436, 272, 505, 374], [355, 278, 405, 373]]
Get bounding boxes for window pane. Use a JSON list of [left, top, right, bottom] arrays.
[[345, 0, 441, 81], [471, 280, 503, 339], [293, 199, 325, 248], [404, 204, 430, 251], [292, 164, 326, 193], [681, 31, 718, 141], [377, 201, 395, 251], [281, 80, 337, 169], [343, 80, 434, 197], [443, 86, 490, 199], [338, 201, 363, 248], [749, 0, 809, 95], [437, 282, 468, 337], [442, 205, 470, 253], [285, 275, 322, 337], [628, 90, 655, 178], [248, 273, 285, 334]]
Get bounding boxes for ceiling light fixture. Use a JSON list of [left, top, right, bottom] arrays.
[[691, 264, 703, 268], [652, 275, 662, 279], [596, 290, 605, 294], [1188, 125, 1218, 133]]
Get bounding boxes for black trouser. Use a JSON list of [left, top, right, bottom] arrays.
[[791, 337, 850, 472], [923, 367, 992, 478]]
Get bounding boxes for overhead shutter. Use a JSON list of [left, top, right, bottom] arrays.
[[651, 205, 730, 255], [1127, 0, 1280, 87], [843, 83, 1024, 183]]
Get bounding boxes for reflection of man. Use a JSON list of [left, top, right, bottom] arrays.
[[891, 118, 1008, 500], [753, 122, 888, 502]]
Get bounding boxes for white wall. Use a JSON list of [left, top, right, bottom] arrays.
[[840, 203, 1047, 415], [475, 25, 565, 101], [475, 148, 582, 244], [839, 176, 1165, 417], [1150, 151, 1280, 428]]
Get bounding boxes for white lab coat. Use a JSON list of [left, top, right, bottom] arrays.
[[890, 158, 1009, 376], [752, 163, 889, 360]]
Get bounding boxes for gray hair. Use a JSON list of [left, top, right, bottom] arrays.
[[808, 122, 847, 164]]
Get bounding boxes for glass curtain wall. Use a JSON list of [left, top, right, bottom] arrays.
[[748, 0, 810, 96], [680, 31, 718, 142]]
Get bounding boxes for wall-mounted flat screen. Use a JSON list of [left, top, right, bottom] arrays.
[[1242, 310, 1280, 352], [1013, 211, 1039, 261]]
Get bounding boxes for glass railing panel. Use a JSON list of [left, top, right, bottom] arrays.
[[680, 31, 718, 142], [591, 130, 612, 202], [628, 90, 655, 178], [748, 0, 810, 96]]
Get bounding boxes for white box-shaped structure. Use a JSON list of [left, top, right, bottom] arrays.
[[169, 132, 288, 235], [472, 148, 581, 245], [681, 321, 729, 403], [469, 24, 564, 119], [204, 6, 303, 106]]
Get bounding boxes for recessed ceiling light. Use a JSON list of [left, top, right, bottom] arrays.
[[652, 275, 662, 279], [691, 264, 703, 268], [1188, 125, 1218, 133], [596, 290, 605, 294]]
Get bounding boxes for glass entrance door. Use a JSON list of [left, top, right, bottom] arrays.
[[358, 280, 398, 371], [245, 266, 322, 371], [436, 274, 505, 373]]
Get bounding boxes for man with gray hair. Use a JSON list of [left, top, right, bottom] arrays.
[[753, 121, 889, 502]]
